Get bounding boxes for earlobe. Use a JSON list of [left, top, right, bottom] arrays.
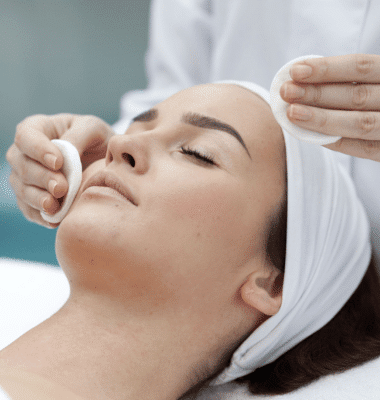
[[241, 267, 283, 316]]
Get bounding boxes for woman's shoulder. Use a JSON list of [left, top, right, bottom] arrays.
[[0, 360, 86, 400]]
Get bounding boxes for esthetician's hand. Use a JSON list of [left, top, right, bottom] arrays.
[[280, 54, 380, 162], [6, 113, 114, 228]]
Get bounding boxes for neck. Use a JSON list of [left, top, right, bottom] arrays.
[[0, 290, 215, 400]]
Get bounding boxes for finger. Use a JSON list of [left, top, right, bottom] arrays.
[[16, 196, 59, 229], [8, 147, 68, 198], [287, 104, 380, 140], [281, 81, 380, 111], [15, 115, 64, 171], [289, 54, 380, 84], [324, 137, 380, 162], [57, 114, 112, 157], [9, 172, 62, 215]]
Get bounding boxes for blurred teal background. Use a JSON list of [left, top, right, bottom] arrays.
[[0, 0, 151, 265]]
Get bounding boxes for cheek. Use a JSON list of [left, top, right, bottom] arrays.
[[151, 177, 257, 261]]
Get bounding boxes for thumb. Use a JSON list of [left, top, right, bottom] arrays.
[[59, 115, 114, 159]]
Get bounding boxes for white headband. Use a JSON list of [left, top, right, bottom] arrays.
[[210, 77, 371, 384]]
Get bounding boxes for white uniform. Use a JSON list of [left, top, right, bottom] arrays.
[[113, 0, 380, 264]]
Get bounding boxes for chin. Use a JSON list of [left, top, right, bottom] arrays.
[[55, 202, 122, 281], [54, 202, 166, 298]]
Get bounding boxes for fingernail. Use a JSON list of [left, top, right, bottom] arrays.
[[44, 154, 57, 170], [42, 197, 50, 212], [283, 83, 306, 99], [289, 104, 312, 121], [48, 180, 57, 195], [290, 64, 313, 80]]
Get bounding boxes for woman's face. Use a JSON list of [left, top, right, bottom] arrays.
[[56, 84, 285, 320]]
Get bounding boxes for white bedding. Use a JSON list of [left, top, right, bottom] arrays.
[[1, 258, 379, 399]]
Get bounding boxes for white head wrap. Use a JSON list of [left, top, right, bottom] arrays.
[[210, 77, 371, 385]]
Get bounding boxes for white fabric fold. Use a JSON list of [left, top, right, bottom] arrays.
[[40, 139, 82, 224], [211, 80, 371, 385]]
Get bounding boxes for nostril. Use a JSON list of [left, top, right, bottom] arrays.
[[122, 153, 135, 167]]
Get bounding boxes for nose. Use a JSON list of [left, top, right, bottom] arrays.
[[105, 134, 150, 174]]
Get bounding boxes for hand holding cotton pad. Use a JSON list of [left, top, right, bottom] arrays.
[[270, 55, 341, 145], [40, 139, 82, 224]]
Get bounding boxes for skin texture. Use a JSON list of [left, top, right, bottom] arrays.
[[281, 54, 380, 161], [0, 84, 286, 400]]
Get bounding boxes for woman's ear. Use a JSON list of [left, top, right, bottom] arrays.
[[241, 265, 283, 316]]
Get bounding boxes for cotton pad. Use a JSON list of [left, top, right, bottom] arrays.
[[270, 55, 341, 145], [40, 139, 82, 224]]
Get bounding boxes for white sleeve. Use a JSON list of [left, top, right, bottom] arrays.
[[112, 0, 213, 135]]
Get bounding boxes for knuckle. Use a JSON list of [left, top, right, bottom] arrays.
[[18, 182, 26, 198], [311, 84, 323, 104], [351, 84, 370, 109], [15, 114, 47, 142], [330, 137, 344, 151], [5, 145, 15, 164], [317, 109, 328, 129], [9, 175, 23, 197], [15, 115, 33, 136], [354, 54, 374, 76], [318, 59, 329, 79], [79, 115, 109, 138], [14, 128, 24, 148], [359, 139, 380, 157], [357, 112, 377, 136], [8, 174, 17, 192], [83, 114, 102, 128], [24, 213, 34, 223], [8, 172, 16, 185], [19, 161, 28, 180]]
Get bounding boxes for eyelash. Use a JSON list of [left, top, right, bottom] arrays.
[[180, 146, 216, 166]]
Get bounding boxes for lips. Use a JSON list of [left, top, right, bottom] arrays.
[[82, 171, 137, 206]]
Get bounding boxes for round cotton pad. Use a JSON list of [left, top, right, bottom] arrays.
[[40, 139, 82, 224], [270, 55, 341, 145]]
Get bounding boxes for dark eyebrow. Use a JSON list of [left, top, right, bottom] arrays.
[[131, 108, 251, 159], [131, 108, 158, 122], [181, 112, 251, 159]]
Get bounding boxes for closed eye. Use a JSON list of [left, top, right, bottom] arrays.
[[180, 146, 216, 166]]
